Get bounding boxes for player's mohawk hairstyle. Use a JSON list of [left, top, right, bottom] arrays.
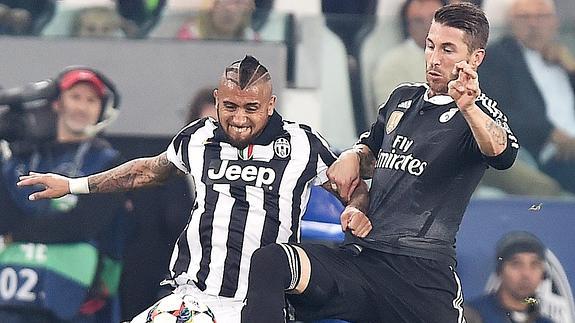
[[225, 55, 271, 90]]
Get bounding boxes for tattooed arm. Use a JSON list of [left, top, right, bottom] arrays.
[[448, 61, 508, 156], [461, 109, 508, 157], [17, 152, 185, 200], [88, 152, 181, 192], [327, 144, 375, 202]]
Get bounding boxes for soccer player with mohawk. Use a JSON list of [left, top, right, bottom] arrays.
[[17, 55, 372, 323]]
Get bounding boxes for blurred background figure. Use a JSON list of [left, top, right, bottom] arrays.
[[186, 86, 217, 123], [70, 6, 122, 38], [465, 231, 554, 323], [115, 0, 166, 38], [177, 0, 258, 41], [479, 0, 575, 194], [0, 67, 129, 322], [0, 0, 55, 35]]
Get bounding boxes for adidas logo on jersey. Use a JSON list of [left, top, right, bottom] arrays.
[[207, 160, 276, 188], [398, 100, 412, 110]]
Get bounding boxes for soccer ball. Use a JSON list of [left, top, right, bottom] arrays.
[[146, 294, 216, 323]]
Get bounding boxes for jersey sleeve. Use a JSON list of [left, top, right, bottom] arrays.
[[357, 101, 390, 157], [166, 119, 208, 174], [166, 131, 192, 174], [468, 94, 520, 170], [303, 126, 338, 186]]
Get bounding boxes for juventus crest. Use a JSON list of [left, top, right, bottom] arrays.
[[273, 138, 291, 158]]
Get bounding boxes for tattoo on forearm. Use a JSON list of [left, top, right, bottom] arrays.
[[485, 120, 507, 146], [354, 146, 375, 179], [349, 181, 369, 214], [88, 153, 175, 193]]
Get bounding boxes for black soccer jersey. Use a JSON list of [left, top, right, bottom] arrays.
[[354, 83, 519, 266], [166, 111, 336, 300]]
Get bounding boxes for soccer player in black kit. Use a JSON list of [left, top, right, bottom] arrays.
[[242, 3, 519, 323]]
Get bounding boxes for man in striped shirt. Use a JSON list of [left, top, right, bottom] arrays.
[[17, 55, 371, 323]]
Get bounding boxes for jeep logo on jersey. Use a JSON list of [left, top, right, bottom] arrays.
[[274, 138, 290, 158], [386, 111, 404, 134], [207, 160, 276, 187]]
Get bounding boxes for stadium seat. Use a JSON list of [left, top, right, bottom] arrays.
[[301, 186, 344, 242]]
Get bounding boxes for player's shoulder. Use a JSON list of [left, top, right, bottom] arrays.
[[281, 119, 332, 146], [282, 119, 324, 138], [376, 82, 427, 112], [386, 82, 427, 103], [392, 82, 427, 96], [178, 117, 217, 137]]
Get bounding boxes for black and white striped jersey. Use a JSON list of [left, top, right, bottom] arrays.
[[165, 111, 337, 300]]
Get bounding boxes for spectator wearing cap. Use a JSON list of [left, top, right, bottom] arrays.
[[0, 67, 129, 322], [465, 231, 554, 323]]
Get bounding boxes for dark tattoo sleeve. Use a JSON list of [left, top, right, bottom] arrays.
[[347, 180, 369, 214], [353, 145, 376, 179], [88, 152, 181, 193]]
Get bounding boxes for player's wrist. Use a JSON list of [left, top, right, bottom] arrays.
[[69, 177, 90, 194]]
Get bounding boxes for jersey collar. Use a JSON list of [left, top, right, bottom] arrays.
[[423, 87, 454, 105]]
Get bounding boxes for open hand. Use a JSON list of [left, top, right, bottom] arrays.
[[17, 172, 71, 200]]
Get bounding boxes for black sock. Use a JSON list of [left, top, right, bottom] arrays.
[[241, 243, 297, 323]]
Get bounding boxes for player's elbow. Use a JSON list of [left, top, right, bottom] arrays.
[[485, 145, 517, 170]]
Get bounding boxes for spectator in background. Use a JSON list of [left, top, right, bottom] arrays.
[[186, 86, 217, 124], [177, 0, 259, 41], [115, 0, 166, 38], [372, 0, 447, 106], [0, 67, 129, 322], [465, 231, 553, 323], [373, 0, 564, 197], [479, 0, 575, 193], [0, 0, 55, 35], [71, 7, 122, 38]]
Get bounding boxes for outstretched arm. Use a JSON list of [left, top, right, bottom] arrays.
[[18, 152, 184, 200]]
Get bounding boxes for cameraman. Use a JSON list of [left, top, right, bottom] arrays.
[[0, 68, 129, 323]]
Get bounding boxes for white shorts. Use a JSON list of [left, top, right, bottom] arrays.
[[130, 284, 244, 323]]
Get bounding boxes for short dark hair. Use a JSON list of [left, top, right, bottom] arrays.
[[224, 55, 271, 90], [433, 2, 489, 52], [495, 231, 546, 273], [186, 87, 215, 124]]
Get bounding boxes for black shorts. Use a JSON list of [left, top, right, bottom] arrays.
[[287, 244, 465, 323]]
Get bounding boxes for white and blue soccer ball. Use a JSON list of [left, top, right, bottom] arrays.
[[145, 294, 216, 323]]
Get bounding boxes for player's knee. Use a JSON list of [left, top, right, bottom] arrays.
[[250, 243, 296, 289]]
